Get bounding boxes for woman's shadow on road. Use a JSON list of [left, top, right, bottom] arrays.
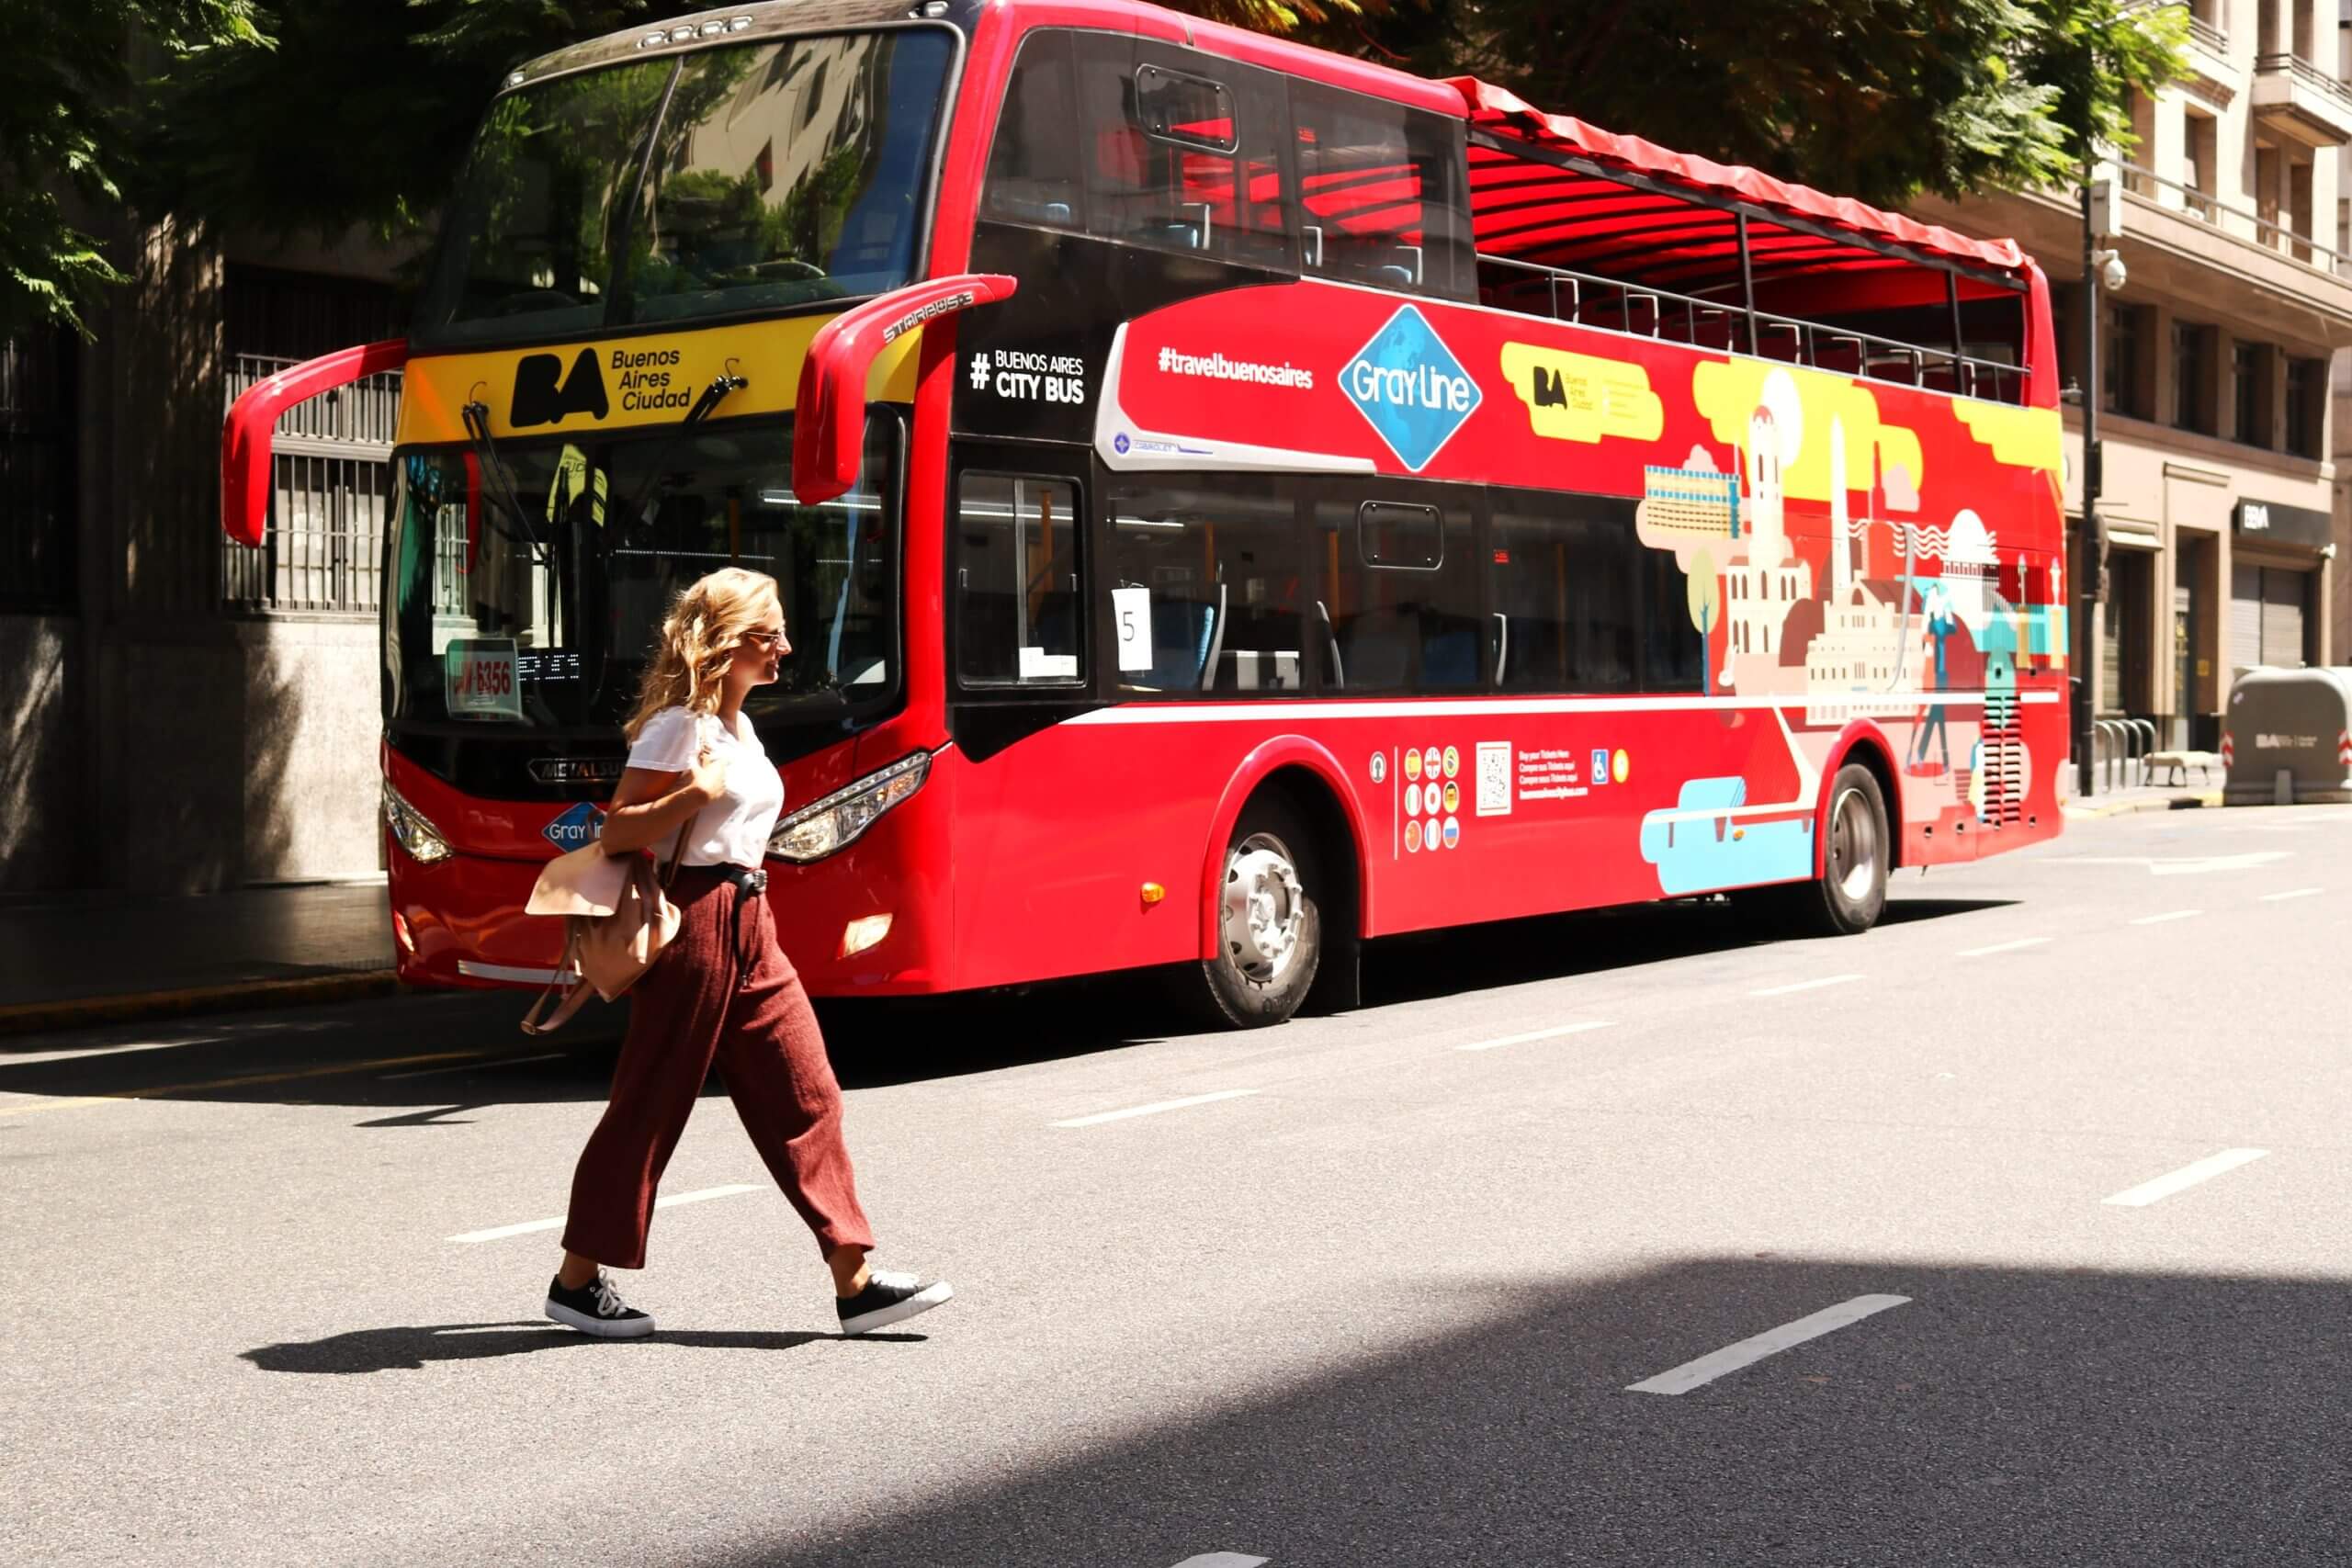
[[243, 1322, 923, 1374]]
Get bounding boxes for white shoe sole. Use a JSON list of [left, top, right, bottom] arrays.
[[839, 1280, 954, 1336], [545, 1297, 656, 1338]]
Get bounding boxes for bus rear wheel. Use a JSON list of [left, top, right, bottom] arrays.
[[1193, 797, 1324, 1029], [1736, 762, 1890, 937]]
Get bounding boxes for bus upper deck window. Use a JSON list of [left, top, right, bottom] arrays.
[[983, 30, 1083, 229], [1292, 83, 1473, 302], [1069, 35, 1293, 270]]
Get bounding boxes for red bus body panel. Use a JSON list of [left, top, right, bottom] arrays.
[[362, 0, 2065, 1005]]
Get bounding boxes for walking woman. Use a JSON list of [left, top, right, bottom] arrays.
[[544, 567, 951, 1339]]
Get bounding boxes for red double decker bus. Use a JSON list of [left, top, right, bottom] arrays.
[[222, 0, 2068, 1028]]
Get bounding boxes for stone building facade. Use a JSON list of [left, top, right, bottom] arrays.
[[1915, 0, 2352, 754]]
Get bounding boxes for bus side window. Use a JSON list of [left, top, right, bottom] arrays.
[[1072, 35, 1294, 269], [955, 472, 1083, 688], [1317, 495, 1478, 693], [982, 30, 1083, 229], [1489, 490, 1638, 694], [1290, 83, 1474, 302], [1106, 477, 1301, 695]]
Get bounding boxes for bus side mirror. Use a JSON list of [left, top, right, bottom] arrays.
[[221, 338, 410, 547], [791, 274, 1017, 504]]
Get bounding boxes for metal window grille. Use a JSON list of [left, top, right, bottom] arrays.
[[0, 329, 77, 614], [220, 353, 401, 615]]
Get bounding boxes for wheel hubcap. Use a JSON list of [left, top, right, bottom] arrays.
[[1222, 833, 1305, 986], [1829, 786, 1878, 904]]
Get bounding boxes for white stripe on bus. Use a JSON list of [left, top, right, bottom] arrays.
[[1063, 691, 2058, 726]]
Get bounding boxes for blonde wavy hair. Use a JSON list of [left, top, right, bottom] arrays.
[[624, 567, 783, 740]]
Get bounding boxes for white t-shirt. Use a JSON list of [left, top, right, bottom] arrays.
[[621, 706, 786, 869]]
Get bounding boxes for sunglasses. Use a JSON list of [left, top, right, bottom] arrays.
[[740, 627, 787, 650]]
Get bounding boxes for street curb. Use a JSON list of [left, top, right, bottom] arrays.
[[2061, 790, 2222, 820], [0, 971, 399, 1039]]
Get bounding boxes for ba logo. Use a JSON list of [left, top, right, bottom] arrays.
[[510, 348, 609, 429], [1340, 305, 1481, 471], [542, 800, 606, 852]]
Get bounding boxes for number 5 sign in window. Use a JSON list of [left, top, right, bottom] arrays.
[[445, 637, 523, 721], [1112, 586, 1153, 672]]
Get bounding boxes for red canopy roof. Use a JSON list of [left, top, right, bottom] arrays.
[[1449, 77, 2028, 284]]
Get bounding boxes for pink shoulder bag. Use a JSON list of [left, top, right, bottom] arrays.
[[518, 819, 691, 1035]]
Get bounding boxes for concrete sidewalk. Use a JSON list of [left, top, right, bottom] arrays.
[[0, 880, 397, 1035], [2059, 782, 2222, 818]]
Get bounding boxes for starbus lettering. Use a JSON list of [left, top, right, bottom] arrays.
[[510, 348, 610, 428]]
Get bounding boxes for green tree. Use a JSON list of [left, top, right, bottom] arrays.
[[1338, 0, 2186, 208], [0, 0, 266, 338], [1686, 546, 1720, 697]]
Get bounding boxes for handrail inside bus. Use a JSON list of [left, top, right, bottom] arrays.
[[1477, 254, 2029, 404], [220, 337, 411, 547], [791, 273, 1018, 503]]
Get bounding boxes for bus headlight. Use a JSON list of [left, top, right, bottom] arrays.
[[382, 779, 453, 865], [767, 751, 931, 864]]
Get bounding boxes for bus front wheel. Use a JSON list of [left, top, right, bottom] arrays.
[[1194, 796, 1324, 1029], [1737, 762, 1890, 937]]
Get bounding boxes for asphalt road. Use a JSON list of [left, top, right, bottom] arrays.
[[6, 805, 2349, 1567]]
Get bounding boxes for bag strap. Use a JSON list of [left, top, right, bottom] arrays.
[[660, 817, 691, 888], [521, 925, 590, 1035]]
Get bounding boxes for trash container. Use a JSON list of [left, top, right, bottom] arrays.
[[2222, 667, 2352, 805]]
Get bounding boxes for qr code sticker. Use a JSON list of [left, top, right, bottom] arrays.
[[1476, 741, 1511, 817]]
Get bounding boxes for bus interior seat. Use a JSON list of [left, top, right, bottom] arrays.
[[1332, 605, 1410, 691], [1131, 596, 1217, 689], [1421, 621, 1478, 687]]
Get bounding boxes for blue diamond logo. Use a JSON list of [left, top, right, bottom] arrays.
[[1339, 304, 1481, 472], [542, 800, 605, 852]]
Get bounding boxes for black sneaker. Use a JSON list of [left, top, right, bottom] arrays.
[[837, 1269, 953, 1336], [544, 1270, 655, 1338]]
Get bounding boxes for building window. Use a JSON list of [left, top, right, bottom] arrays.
[[2172, 320, 2217, 434], [2232, 339, 2275, 447], [0, 328, 77, 615], [2103, 300, 2148, 418], [2184, 111, 2218, 220], [2283, 355, 2324, 457]]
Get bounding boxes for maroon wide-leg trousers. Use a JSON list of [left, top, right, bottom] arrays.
[[562, 865, 875, 1269]]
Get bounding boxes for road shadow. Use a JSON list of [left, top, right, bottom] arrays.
[[0, 889, 2018, 1108], [242, 1320, 925, 1374], [668, 1254, 2352, 1567]]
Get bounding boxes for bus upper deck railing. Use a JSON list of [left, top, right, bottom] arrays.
[[1477, 254, 2029, 405]]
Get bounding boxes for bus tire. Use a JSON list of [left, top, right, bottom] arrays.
[[1778, 761, 1891, 936], [1193, 795, 1325, 1029]]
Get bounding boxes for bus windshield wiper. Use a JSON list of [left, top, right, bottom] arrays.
[[615, 372, 750, 533], [460, 400, 556, 569], [684, 370, 747, 426]]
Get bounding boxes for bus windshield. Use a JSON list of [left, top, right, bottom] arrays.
[[415, 28, 956, 345], [384, 418, 900, 732]]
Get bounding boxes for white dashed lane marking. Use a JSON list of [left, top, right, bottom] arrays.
[[2101, 1148, 2270, 1208], [1748, 974, 1863, 998], [1052, 1089, 1261, 1129], [2259, 886, 2324, 902], [1626, 1293, 1912, 1395], [1456, 1020, 1615, 1053], [447, 1183, 763, 1244], [1956, 936, 2051, 958], [1169, 1556, 1271, 1568], [2129, 909, 2201, 926]]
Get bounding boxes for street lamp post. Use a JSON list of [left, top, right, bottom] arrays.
[[2076, 158, 2104, 799]]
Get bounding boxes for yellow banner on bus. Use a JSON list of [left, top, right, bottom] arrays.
[[393, 313, 922, 446]]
